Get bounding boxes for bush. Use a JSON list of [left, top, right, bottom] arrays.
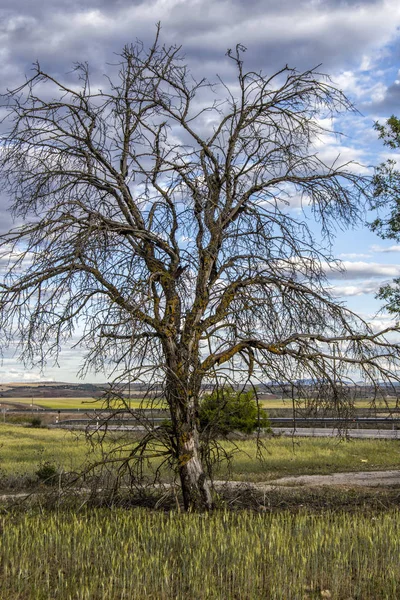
[[35, 461, 59, 486], [199, 388, 270, 436]]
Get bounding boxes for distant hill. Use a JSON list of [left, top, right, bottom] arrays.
[[0, 382, 105, 398]]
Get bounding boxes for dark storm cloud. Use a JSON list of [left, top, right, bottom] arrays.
[[0, 0, 396, 85]]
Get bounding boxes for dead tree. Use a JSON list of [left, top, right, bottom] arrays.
[[1, 29, 399, 510]]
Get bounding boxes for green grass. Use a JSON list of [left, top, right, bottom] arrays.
[[215, 437, 400, 481], [263, 397, 400, 409], [0, 425, 90, 476], [1, 396, 102, 410], [1, 396, 164, 410], [1, 424, 400, 483], [2, 395, 398, 410], [2, 507, 400, 599]]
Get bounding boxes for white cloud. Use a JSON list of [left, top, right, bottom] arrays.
[[313, 137, 369, 174], [329, 280, 382, 297], [371, 244, 400, 253], [327, 261, 400, 280], [339, 253, 372, 259], [0, 368, 54, 383], [367, 315, 398, 331]]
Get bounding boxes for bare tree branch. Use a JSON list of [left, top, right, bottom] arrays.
[[1, 34, 399, 510]]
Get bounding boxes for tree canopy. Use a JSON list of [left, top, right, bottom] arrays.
[[1, 29, 399, 510]]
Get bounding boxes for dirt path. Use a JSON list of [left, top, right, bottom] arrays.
[[215, 469, 400, 491], [269, 469, 400, 488], [2, 470, 400, 503]]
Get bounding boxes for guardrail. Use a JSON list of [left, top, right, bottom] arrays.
[[269, 417, 400, 425], [53, 416, 400, 428]]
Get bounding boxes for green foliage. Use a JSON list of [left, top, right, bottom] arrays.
[[375, 115, 400, 149], [199, 387, 270, 435], [376, 277, 400, 315], [370, 116, 400, 312], [370, 162, 400, 240], [371, 116, 400, 237], [35, 460, 59, 486]]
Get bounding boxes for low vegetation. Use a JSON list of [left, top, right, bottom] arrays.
[[2, 421, 400, 598], [2, 508, 400, 599], [215, 437, 400, 481], [0, 425, 90, 483], [2, 395, 400, 410], [1, 424, 400, 487]]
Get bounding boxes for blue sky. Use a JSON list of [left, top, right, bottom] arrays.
[[1, 0, 400, 382]]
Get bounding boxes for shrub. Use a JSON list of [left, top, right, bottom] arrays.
[[35, 461, 59, 486], [199, 388, 270, 435]]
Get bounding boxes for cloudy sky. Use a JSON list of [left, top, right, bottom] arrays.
[[1, 0, 400, 382]]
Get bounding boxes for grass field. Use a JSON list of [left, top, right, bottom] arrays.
[[0, 425, 91, 477], [1, 396, 164, 410], [216, 437, 400, 481], [2, 424, 400, 598], [3, 395, 400, 411], [1, 423, 400, 482], [2, 507, 400, 599]]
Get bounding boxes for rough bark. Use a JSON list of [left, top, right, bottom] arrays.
[[166, 371, 213, 511], [177, 420, 213, 512]]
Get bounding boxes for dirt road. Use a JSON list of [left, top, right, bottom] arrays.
[[2, 469, 400, 503], [214, 469, 400, 491]]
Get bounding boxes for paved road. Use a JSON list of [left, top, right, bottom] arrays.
[[272, 427, 400, 439]]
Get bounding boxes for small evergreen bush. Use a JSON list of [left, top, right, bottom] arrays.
[[199, 387, 270, 435]]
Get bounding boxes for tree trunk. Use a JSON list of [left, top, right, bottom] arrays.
[[167, 384, 213, 511], [178, 419, 213, 512]]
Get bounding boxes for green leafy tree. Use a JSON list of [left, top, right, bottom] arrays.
[[371, 116, 400, 311]]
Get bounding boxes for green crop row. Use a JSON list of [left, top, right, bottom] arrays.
[[1, 508, 400, 599], [2, 395, 398, 410], [0, 397, 161, 410]]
